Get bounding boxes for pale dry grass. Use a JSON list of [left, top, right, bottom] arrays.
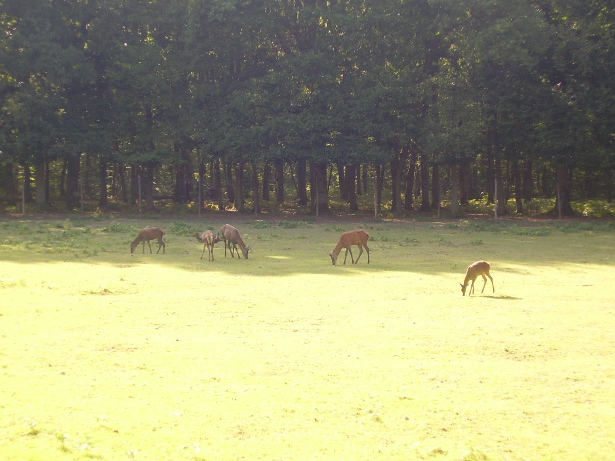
[[0, 217, 614, 460]]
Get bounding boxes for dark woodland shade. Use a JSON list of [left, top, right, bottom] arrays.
[[1, 0, 614, 216]]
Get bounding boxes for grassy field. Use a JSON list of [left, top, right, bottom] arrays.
[[0, 214, 614, 461]]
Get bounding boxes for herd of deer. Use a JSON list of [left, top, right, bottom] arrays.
[[130, 224, 250, 261], [130, 225, 495, 296]]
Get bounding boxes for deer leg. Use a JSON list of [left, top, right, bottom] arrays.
[[146, 241, 153, 253], [480, 274, 488, 293], [365, 244, 370, 264], [156, 239, 164, 254], [470, 279, 476, 295], [344, 247, 354, 264], [201, 244, 207, 260], [487, 273, 494, 293], [354, 245, 363, 264]]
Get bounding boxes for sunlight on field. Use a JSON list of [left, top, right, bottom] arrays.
[[1, 217, 614, 460]]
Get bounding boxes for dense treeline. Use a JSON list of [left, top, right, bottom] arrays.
[[1, 0, 614, 216]]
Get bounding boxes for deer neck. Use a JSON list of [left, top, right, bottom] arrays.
[[332, 242, 345, 256]]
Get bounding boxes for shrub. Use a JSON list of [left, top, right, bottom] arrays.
[[169, 221, 200, 236], [101, 222, 134, 233]]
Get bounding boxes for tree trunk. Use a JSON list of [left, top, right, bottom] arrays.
[[83, 155, 92, 199], [431, 163, 440, 209], [522, 155, 534, 202], [486, 126, 495, 204], [494, 150, 506, 216], [390, 158, 402, 215], [23, 165, 33, 203], [234, 163, 245, 212], [419, 153, 431, 212], [275, 158, 285, 203], [606, 167, 613, 203], [35, 164, 47, 206], [130, 165, 140, 205], [174, 145, 192, 203], [375, 163, 384, 215], [224, 161, 235, 204], [252, 162, 260, 214], [404, 152, 417, 211], [65, 155, 81, 210], [60, 159, 67, 198], [118, 163, 128, 203], [337, 163, 347, 201], [262, 161, 271, 201], [459, 161, 470, 204], [450, 164, 460, 217], [346, 164, 358, 212], [144, 164, 155, 211], [297, 158, 308, 206], [44, 162, 51, 204], [2, 162, 17, 206], [213, 158, 223, 209], [554, 164, 575, 216], [513, 160, 523, 214], [310, 162, 330, 215], [197, 158, 206, 208], [99, 159, 108, 207]]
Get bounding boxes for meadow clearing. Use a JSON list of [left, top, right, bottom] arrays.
[[0, 214, 614, 461]]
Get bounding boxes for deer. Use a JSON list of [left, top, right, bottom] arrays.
[[131, 227, 166, 254], [460, 260, 494, 296], [220, 224, 251, 259], [329, 229, 370, 265], [194, 230, 221, 261]]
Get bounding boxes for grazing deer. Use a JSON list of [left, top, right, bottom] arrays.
[[220, 224, 251, 259], [131, 227, 166, 254], [330, 229, 370, 265], [460, 260, 494, 296], [194, 230, 221, 261]]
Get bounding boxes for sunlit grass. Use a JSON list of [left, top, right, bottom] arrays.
[[0, 216, 614, 460]]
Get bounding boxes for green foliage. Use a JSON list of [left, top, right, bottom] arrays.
[[168, 221, 201, 236], [252, 221, 273, 229], [101, 222, 134, 233], [278, 220, 312, 229], [574, 200, 615, 218], [2, 0, 615, 214]]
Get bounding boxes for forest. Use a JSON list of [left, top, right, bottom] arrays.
[[1, 0, 614, 217]]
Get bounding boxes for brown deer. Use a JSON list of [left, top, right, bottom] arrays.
[[131, 227, 166, 254], [220, 224, 251, 259], [194, 230, 221, 261], [329, 229, 370, 265], [460, 260, 494, 296]]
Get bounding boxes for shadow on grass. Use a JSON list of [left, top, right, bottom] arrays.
[[481, 295, 522, 301], [1, 216, 614, 277]]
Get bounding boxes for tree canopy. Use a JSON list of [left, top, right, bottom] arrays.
[[1, 0, 614, 215]]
